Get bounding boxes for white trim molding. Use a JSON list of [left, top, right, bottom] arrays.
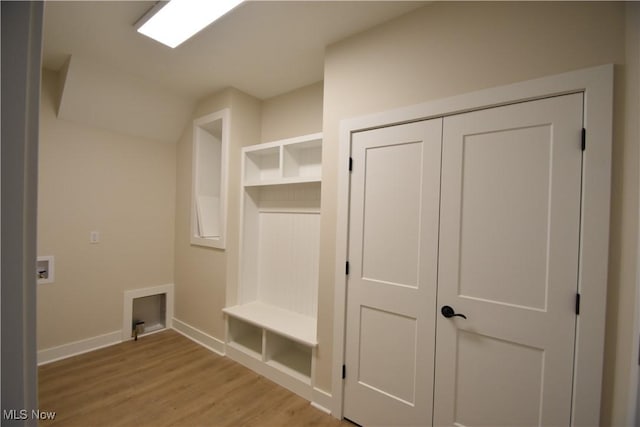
[[37, 330, 121, 365], [172, 317, 226, 356], [332, 64, 613, 425]]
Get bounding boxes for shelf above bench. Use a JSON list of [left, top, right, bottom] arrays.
[[243, 133, 322, 187], [223, 301, 317, 347], [244, 176, 321, 187]]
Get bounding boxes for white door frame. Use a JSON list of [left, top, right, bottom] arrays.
[[332, 64, 613, 426]]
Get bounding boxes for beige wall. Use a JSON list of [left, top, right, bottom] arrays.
[[173, 88, 262, 338], [319, 2, 635, 424], [37, 69, 176, 349], [260, 81, 324, 143]]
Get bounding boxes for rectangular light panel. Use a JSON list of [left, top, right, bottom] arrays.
[[137, 0, 244, 48]]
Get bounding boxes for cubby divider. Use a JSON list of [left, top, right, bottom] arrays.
[[227, 316, 263, 359], [265, 331, 313, 384], [244, 146, 281, 184], [242, 133, 321, 186], [282, 139, 322, 179]]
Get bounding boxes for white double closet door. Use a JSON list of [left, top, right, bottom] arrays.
[[343, 93, 584, 426]]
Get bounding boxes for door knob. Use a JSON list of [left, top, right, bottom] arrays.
[[441, 305, 467, 319]]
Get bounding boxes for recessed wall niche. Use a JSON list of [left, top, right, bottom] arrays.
[[191, 109, 230, 249], [122, 284, 174, 341]]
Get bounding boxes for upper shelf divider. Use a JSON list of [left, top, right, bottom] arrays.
[[243, 133, 322, 187]]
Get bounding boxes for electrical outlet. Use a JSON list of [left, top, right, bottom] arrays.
[[90, 231, 100, 244]]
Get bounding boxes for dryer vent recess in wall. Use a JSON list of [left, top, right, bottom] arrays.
[[122, 284, 174, 342]]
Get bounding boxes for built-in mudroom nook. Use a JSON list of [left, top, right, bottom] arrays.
[[224, 133, 322, 400]]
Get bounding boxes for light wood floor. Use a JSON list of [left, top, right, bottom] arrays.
[[39, 330, 352, 427]]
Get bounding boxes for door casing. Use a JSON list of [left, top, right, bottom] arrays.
[[332, 64, 613, 426]]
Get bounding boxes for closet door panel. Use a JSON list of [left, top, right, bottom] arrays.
[[434, 93, 584, 427], [343, 119, 442, 427]]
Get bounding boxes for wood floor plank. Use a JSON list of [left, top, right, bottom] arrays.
[[39, 330, 350, 427]]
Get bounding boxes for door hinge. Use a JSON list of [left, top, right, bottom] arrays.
[[345, 261, 350, 275], [349, 157, 353, 172], [581, 128, 586, 151], [342, 364, 346, 379], [575, 293, 581, 315]]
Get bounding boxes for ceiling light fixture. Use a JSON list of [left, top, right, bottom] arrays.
[[136, 0, 244, 48]]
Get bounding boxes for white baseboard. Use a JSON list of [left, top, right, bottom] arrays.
[[312, 387, 334, 416], [172, 317, 225, 356], [37, 330, 121, 365]]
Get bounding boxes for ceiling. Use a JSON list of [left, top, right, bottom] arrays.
[[42, 1, 425, 102]]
